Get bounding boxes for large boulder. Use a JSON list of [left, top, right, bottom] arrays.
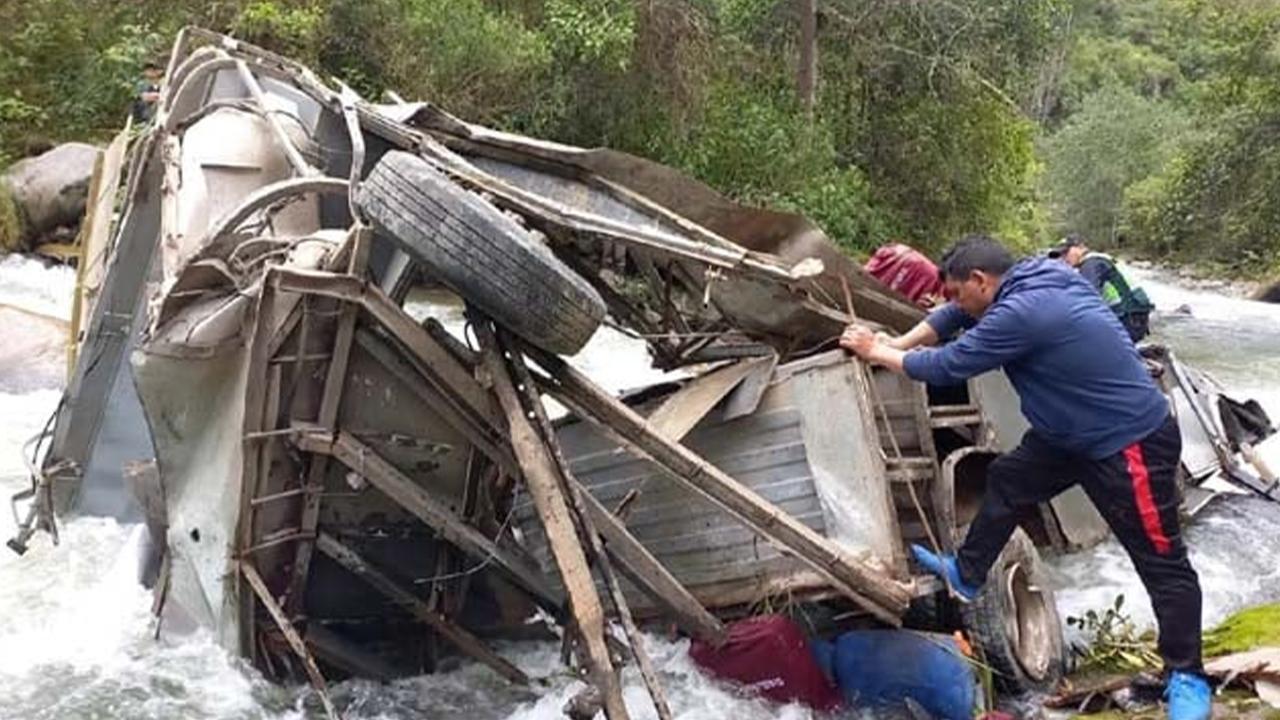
[[1, 142, 101, 252]]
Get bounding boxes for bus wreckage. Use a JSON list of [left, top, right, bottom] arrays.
[[9, 29, 1278, 719]]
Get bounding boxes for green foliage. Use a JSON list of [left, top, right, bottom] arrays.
[[0, 0, 1058, 266], [1065, 594, 1161, 673], [545, 0, 634, 70], [1042, 85, 1189, 243], [862, 90, 1041, 254], [394, 0, 552, 123], [232, 1, 326, 64], [1038, 0, 1280, 277]]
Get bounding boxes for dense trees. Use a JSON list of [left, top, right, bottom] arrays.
[[3, 1, 1279, 276], [1042, 0, 1280, 277]]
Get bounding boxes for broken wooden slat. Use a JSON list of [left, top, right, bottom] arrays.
[[499, 328, 672, 720], [477, 327, 631, 720], [236, 276, 282, 665], [644, 358, 767, 442], [520, 342, 913, 624], [240, 561, 342, 720], [294, 429, 561, 610], [315, 532, 529, 685]]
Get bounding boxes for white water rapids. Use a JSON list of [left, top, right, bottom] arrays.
[[1, 254, 1277, 719]]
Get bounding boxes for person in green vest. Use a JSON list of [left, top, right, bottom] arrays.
[[1050, 233, 1155, 342]]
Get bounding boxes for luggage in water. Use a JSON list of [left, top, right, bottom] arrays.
[[811, 630, 978, 720], [689, 614, 842, 711]]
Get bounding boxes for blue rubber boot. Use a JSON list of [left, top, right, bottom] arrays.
[[1165, 671, 1211, 720], [910, 544, 981, 602]]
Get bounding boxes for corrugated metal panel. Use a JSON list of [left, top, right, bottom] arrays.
[[514, 395, 823, 594]]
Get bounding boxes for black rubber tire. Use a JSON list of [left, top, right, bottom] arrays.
[[357, 150, 605, 356], [961, 529, 1066, 694]]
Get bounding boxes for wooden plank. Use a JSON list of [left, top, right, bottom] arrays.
[[576, 488, 725, 644], [294, 429, 561, 610], [645, 358, 765, 442], [240, 561, 341, 720], [285, 228, 371, 615], [236, 277, 282, 664], [477, 327, 630, 720], [521, 342, 912, 623], [315, 532, 529, 685], [358, 318, 718, 642], [500, 328, 672, 720]]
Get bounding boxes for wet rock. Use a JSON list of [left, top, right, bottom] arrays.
[[1, 142, 101, 252], [1253, 280, 1280, 304]]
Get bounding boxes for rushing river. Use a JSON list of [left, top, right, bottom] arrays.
[[1, 254, 1277, 719]]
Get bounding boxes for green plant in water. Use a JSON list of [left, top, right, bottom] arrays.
[[1066, 594, 1161, 673]]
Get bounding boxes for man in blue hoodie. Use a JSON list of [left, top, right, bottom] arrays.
[[841, 235, 1209, 720]]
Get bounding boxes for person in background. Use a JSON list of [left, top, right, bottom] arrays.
[[840, 235, 1210, 720], [863, 242, 945, 308], [1049, 233, 1155, 342], [131, 62, 164, 124]]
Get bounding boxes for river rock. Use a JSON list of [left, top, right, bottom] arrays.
[[1, 142, 101, 252], [1253, 280, 1280, 304]]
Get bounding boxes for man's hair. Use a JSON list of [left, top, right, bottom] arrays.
[[143, 61, 163, 72], [938, 234, 1015, 281]]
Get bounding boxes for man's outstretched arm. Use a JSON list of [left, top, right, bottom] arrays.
[[876, 300, 971, 350]]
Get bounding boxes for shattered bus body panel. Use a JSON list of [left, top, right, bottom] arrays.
[[13, 27, 1275, 717]]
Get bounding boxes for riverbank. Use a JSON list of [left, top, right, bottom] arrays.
[[1046, 604, 1280, 720], [1125, 259, 1267, 301]]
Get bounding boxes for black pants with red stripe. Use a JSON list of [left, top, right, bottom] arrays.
[[956, 414, 1203, 674]]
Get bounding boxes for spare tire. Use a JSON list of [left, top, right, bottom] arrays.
[[961, 528, 1065, 693], [358, 151, 605, 355]]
